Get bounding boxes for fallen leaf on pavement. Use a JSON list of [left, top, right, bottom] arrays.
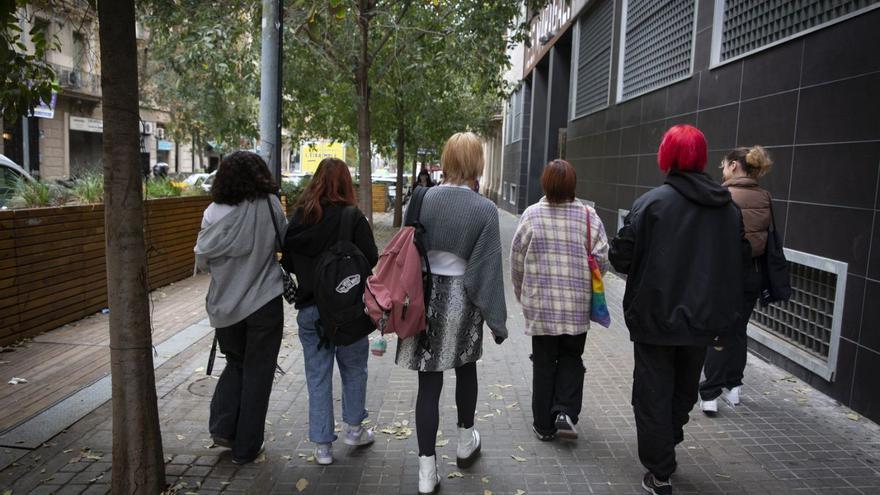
[[296, 478, 309, 492], [481, 477, 490, 483], [194, 367, 204, 373], [436, 439, 449, 447], [847, 413, 860, 421], [447, 471, 464, 478], [176, 435, 186, 441], [7, 377, 27, 385], [515, 490, 526, 495], [484, 490, 493, 495], [511, 455, 527, 462]]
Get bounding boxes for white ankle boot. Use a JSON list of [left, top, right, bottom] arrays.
[[456, 426, 481, 468], [418, 455, 440, 494]]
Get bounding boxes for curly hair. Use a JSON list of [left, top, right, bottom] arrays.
[[211, 151, 277, 205]]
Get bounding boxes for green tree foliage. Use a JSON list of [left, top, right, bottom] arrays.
[[139, 0, 262, 149], [0, 0, 59, 121]]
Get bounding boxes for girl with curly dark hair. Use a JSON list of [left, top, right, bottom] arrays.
[[194, 151, 287, 465], [282, 157, 379, 465]]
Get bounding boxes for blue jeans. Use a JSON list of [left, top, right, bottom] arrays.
[[297, 305, 369, 444]]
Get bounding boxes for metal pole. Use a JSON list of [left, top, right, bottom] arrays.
[[21, 116, 30, 173], [259, 0, 281, 180]]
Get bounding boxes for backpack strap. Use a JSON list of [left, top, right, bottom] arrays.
[[405, 186, 428, 226], [337, 205, 358, 243]]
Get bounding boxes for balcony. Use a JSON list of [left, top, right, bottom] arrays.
[[51, 63, 101, 100]]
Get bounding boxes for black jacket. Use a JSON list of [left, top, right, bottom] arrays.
[[609, 171, 751, 346], [282, 203, 379, 309]]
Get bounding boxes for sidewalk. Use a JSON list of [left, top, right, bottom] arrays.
[[2, 210, 879, 494]]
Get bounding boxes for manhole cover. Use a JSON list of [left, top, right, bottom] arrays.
[[188, 377, 217, 397]]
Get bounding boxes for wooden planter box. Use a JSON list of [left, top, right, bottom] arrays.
[[0, 196, 212, 346]]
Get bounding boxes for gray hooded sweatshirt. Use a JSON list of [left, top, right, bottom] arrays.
[[194, 195, 287, 328]]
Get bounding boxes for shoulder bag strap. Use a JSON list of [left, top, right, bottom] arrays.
[[585, 205, 593, 255], [266, 195, 284, 250]]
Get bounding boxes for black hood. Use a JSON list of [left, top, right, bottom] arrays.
[[665, 170, 732, 208], [285, 203, 346, 258]]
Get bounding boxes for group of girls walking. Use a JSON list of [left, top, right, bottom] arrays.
[[194, 125, 774, 495]]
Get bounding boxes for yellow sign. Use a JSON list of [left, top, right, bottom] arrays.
[[299, 141, 355, 173]]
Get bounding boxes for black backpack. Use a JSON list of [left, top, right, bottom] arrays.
[[313, 206, 375, 347]]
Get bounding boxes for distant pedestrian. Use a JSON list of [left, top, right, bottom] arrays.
[[396, 132, 507, 495], [699, 146, 774, 415], [417, 169, 435, 187], [609, 125, 750, 494], [282, 157, 379, 465], [194, 151, 287, 465], [511, 159, 609, 442]]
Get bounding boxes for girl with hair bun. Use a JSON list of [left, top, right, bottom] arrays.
[[699, 145, 775, 416]]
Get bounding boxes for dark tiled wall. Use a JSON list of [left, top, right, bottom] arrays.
[[501, 82, 532, 214], [563, 3, 880, 420]]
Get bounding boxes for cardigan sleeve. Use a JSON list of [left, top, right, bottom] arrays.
[[464, 209, 508, 339]]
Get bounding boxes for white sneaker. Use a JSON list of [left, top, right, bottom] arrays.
[[418, 455, 440, 494], [723, 386, 741, 406], [456, 426, 481, 468], [314, 443, 333, 465], [700, 399, 718, 416], [343, 424, 375, 447]]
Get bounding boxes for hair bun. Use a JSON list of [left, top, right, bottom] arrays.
[[745, 146, 773, 177]]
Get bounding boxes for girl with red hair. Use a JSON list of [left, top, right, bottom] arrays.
[[282, 158, 379, 466], [610, 125, 750, 495]]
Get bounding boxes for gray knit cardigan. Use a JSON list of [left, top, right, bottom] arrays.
[[408, 186, 508, 338]]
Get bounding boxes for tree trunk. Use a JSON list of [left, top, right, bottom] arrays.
[[393, 122, 405, 228], [411, 152, 418, 186], [356, 0, 373, 223], [97, 1, 166, 493]]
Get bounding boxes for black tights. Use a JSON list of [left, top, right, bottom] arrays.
[[416, 362, 477, 456]]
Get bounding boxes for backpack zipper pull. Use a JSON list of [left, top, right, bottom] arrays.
[[402, 295, 410, 320]]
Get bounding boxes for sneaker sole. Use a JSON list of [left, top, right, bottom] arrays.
[[343, 437, 375, 447], [316, 457, 333, 465], [456, 443, 481, 469], [722, 396, 740, 406], [641, 479, 657, 494]]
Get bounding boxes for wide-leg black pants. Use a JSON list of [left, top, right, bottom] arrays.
[[531, 333, 588, 435]]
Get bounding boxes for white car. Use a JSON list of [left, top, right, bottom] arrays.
[[0, 154, 37, 208], [183, 172, 211, 186]]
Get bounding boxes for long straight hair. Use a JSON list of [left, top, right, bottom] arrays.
[[295, 157, 356, 225]]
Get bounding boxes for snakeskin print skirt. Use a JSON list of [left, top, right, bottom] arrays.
[[394, 273, 484, 372]]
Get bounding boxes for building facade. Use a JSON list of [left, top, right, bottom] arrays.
[[1, 4, 199, 179], [501, 0, 880, 421]]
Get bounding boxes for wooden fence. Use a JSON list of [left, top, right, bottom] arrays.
[[0, 196, 211, 346]]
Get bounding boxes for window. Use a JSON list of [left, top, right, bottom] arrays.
[[31, 17, 51, 60], [747, 249, 848, 381], [73, 32, 86, 70], [571, 0, 614, 119], [502, 181, 508, 200], [509, 183, 517, 206], [510, 89, 524, 143], [618, 0, 696, 101], [712, 0, 880, 65]]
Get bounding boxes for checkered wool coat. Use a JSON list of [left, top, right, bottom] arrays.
[[511, 198, 610, 336]]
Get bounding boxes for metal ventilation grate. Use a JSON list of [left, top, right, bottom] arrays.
[[620, 0, 695, 100], [720, 0, 880, 61], [752, 263, 837, 359], [574, 0, 614, 117]]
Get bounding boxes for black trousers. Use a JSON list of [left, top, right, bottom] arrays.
[[700, 261, 762, 401], [531, 333, 587, 435], [415, 362, 478, 456], [632, 342, 706, 481], [210, 296, 283, 461]]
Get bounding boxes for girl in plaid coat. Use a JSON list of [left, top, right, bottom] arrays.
[[510, 159, 610, 441]]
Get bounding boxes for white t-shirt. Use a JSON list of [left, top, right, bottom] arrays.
[[426, 183, 470, 276]]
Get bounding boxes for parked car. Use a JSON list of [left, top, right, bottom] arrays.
[[0, 154, 36, 209], [201, 171, 216, 192], [183, 172, 212, 186]]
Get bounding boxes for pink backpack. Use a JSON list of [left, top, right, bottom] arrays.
[[364, 187, 432, 339]]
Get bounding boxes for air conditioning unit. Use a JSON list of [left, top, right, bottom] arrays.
[[67, 70, 80, 88], [141, 121, 154, 135], [155, 127, 165, 139]]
